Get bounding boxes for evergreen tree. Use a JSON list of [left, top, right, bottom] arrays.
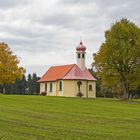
[[21, 75, 27, 94], [32, 73, 37, 94], [1, 73, 40, 95], [36, 77, 40, 94], [27, 74, 33, 94]]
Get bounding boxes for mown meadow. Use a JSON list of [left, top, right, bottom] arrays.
[[0, 95, 140, 140]]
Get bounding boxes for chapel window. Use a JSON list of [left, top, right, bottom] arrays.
[[59, 81, 62, 91], [45, 83, 47, 92], [89, 85, 92, 91], [50, 83, 52, 92]]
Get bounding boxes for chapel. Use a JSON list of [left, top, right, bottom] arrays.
[[38, 41, 96, 97]]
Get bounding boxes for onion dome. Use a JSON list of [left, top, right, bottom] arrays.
[[76, 41, 86, 51]]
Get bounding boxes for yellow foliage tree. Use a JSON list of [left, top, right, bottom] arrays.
[[0, 42, 25, 93]]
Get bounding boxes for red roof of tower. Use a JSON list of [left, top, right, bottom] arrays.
[[76, 41, 86, 51], [38, 64, 96, 82]]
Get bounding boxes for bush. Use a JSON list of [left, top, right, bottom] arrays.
[[40, 91, 47, 96], [77, 92, 83, 98]]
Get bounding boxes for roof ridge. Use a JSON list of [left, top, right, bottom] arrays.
[[84, 68, 97, 81], [62, 64, 96, 81], [62, 64, 76, 78], [37, 67, 52, 82], [51, 64, 75, 68], [38, 64, 77, 82]]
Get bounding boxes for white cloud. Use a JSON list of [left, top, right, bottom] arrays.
[[0, 0, 140, 76]]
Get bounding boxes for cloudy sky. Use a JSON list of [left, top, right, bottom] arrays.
[[0, 0, 140, 76]]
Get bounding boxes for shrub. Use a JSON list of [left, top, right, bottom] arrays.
[[77, 92, 83, 98], [40, 91, 47, 96]]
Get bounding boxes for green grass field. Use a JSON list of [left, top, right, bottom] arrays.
[[0, 95, 140, 140]]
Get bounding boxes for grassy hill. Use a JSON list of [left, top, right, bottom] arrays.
[[0, 95, 140, 140]]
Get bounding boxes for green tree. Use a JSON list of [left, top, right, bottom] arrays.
[[27, 74, 33, 94], [32, 73, 40, 95], [88, 69, 103, 97], [20, 75, 27, 94], [0, 42, 24, 93], [26, 73, 40, 95], [93, 19, 140, 99]]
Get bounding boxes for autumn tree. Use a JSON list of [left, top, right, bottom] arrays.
[[93, 19, 140, 99], [0, 42, 24, 93]]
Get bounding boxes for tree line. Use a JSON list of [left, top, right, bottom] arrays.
[[1, 18, 140, 99], [0, 73, 40, 95], [0, 42, 40, 95]]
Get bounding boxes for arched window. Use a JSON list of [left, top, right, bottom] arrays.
[[59, 81, 62, 91], [89, 85, 92, 91], [45, 83, 47, 92], [50, 83, 52, 92], [77, 81, 82, 92]]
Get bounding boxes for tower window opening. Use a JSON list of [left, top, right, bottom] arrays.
[[78, 53, 80, 58], [82, 54, 85, 58]]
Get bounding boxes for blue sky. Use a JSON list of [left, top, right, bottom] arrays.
[[0, 0, 140, 76]]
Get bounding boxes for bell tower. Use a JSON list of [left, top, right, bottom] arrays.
[[76, 41, 86, 71]]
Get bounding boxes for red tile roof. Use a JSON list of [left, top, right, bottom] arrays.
[[38, 64, 75, 82], [63, 65, 96, 81], [38, 64, 96, 82]]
